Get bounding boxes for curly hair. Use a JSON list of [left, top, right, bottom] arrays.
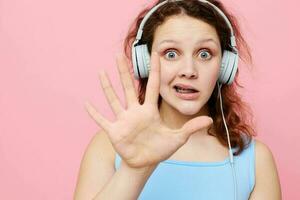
[[122, 0, 257, 156]]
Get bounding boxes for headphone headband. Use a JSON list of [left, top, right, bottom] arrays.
[[135, 0, 237, 48]]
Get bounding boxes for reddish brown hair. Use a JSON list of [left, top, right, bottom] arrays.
[[122, 0, 257, 156]]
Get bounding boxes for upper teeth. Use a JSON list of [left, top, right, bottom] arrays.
[[175, 86, 196, 92], [176, 86, 194, 90]]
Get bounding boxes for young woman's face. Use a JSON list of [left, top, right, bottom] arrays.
[[151, 14, 222, 116]]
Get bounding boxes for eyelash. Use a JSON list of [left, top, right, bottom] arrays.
[[163, 48, 213, 60]]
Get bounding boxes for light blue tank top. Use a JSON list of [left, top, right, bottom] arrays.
[[114, 138, 255, 200]]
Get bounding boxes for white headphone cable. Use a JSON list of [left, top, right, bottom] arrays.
[[217, 82, 237, 200]]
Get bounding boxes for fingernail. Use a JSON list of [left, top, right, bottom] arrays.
[[116, 51, 121, 55], [116, 52, 123, 59], [84, 101, 90, 110], [85, 100, 90, 105], [98, 70, 105, 77]]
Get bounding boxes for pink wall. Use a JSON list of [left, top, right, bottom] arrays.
[[0, 0, 298, 199]]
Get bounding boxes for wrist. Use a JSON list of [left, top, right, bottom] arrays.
[[120, 161, 158, 177]]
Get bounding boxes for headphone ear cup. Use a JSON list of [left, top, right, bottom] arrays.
[[218, 50, 238, 85], [135, 44, 151, 78], [219, 50, 229, 84], [132, 44, 139, 79], [227, 51, 238, 85]]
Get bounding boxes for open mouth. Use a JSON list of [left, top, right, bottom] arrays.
[[173, 85, 199, 93], [173, 86, 200, 100]]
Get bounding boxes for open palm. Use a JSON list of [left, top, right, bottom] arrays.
[[85, 52, 213, 169]]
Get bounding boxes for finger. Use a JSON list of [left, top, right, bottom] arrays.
[[84, 100, 111, 131], [99, 70, 124, 116], [177, 116, 213, 141], [145, 52, 160, 104], [116, 53, 138, 106]]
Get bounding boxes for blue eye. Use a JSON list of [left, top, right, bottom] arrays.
[[163, 49, 212, 60], [165, 50, 178, 60], [199, 50, 212, 60]]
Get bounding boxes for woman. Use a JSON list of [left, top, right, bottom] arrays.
[[74, 0, 282, 199]]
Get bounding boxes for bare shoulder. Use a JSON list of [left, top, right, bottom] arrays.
[[254, 139, 280, 177], [88, 130, 116, 163], [74, 130, 117, 200], [249, 138, 282, 199], [254, 139, 277, 163]]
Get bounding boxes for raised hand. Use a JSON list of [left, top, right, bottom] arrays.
[[84, 52, 213, 169]]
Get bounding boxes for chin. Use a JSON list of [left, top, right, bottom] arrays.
[[174, 103, 203, 116], [160, 89, 208, 116]]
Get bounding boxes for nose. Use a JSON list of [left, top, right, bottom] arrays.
[[178, 57, 198, 79]]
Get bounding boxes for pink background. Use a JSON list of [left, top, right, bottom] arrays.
[[0, 0, 299, 199]]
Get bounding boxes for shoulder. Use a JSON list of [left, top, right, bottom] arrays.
[[88, 130, 116, 164], [254, 139, 280, 175], [249, 138, 282, 199], [74, 130, 117, 199], [254, 138, 279, 177], [254, 139, 275, 162]]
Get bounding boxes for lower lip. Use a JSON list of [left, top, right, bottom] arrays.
[[174, 88, 200, 100]]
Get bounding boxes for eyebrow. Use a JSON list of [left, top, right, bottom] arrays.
[[158, 38, 219, 46]]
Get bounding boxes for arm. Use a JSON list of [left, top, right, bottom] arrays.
[[249, 139, 282, 200], [92, 161, 156, 200]]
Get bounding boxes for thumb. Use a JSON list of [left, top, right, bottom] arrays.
[[180, 116, 213, 138]]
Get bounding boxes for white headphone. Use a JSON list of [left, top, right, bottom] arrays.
[[131, 0, 239, 85]]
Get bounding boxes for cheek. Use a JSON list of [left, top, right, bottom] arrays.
[[201, 61, 221, 88], [211, 65, 221, 83], [209, 58, 221, 80], [159, 63, 176, 85]]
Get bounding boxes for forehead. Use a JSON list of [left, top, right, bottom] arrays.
[[153, 15, 220, 47]]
